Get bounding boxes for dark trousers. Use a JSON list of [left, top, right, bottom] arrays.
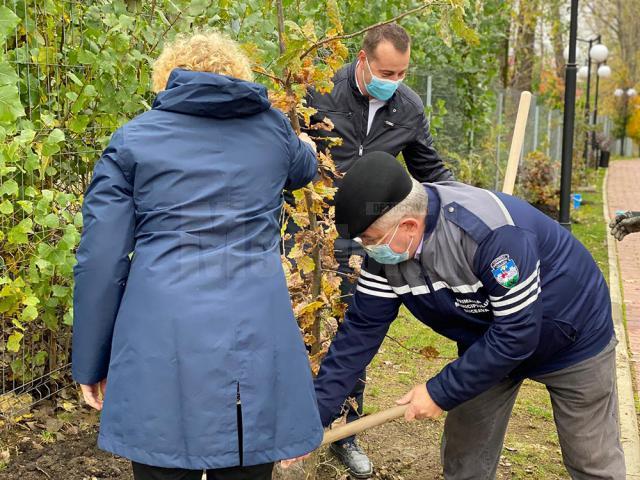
[[132, 462, 274, 480], [441, 337, 625, 479], [329, 237, 367, 445], [282, 215, 366, 446]]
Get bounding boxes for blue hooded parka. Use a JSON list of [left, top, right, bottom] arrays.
[[72, 69, 323, 469]]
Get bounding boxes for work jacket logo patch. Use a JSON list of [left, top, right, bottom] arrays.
[[490, 254, 519, 288]]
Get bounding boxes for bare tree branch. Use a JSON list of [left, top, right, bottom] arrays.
[[276, 0, 287, 55], [252, 67, 285, 86], [583, 2, 620, 35], [147, 11, 183, 54], [298, 1, 446, 61]]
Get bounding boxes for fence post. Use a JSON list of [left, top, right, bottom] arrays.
[[533, 104, 540, 151], [495, 92, 504, 190], [426, 75, 432, 122], [546, 109, 552, 157], [556, 117, 562, 161]]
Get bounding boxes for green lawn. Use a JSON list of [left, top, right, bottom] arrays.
[[572, 168, 609, 281]]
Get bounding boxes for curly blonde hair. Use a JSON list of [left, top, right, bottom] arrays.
[[152, 31, 254, 92]]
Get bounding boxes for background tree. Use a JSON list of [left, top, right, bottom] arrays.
[[510, 0, 542, 93]]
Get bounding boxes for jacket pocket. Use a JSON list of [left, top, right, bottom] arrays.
[[316, 109, 353, 118], [383, 120, 413, 130], [551, 318, 578, 343], [512, 318, 577, 376]]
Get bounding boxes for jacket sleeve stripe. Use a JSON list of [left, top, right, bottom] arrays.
[[389, 284, 430, 295], [488, 261, 540, 301], [492, 287, 541, 316], [358, 277, 393, 291], [392, 285, 411, 295], [490, 278, 540, 308], [356, 285, 399, 298], [410, 285, 430, 295], [432, 280, 483, 294], [360, 269, 389, 283]]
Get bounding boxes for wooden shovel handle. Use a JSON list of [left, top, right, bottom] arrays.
[[321, 405, 408, 446], [502, 91, 532, 195]]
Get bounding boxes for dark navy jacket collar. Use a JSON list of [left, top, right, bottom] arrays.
[[424, 184, 440, 238], [414, 185, 439, 259]]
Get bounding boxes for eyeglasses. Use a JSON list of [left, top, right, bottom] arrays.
[[354, 223, 401, 250]]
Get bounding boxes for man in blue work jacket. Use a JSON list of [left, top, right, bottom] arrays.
[[314, 151, 625, 479]]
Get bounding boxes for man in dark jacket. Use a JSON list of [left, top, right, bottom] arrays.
[[315, 152, 625, 479], [308, 25, 451, 180], [302, 23, 452, 477]]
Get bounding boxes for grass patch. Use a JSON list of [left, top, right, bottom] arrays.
[[572, 168, 608, 280]]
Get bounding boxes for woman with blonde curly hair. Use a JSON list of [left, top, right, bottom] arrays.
[[72, 30, 322, 480]]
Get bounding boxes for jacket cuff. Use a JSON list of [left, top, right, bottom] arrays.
[[426, 376, 457, 411], [72, 366, 107, 385]]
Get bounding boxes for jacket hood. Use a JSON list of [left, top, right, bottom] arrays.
[[152, 69, 271, 119]]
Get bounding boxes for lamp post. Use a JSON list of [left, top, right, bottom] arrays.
[[592, 63, 612, 167], [559, 0, 579, 230], [614, 88, 638, 155], [576, 37, 609, 165]]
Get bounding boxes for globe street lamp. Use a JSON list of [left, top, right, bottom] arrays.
[[577, 65, 589, 80], [590, 44, 609, 63], [576, 36, 609, 165], [598, 65, 612, 78], [615, 88, 638, 155]]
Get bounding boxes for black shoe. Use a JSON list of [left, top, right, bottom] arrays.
[[330, 440, 373, 478]]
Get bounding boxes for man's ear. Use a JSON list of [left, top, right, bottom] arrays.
[[400, 217, 421, 234], [357, 49, 367, 63]]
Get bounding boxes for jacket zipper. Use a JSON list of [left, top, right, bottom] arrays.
[[318, 109, 352, 117], [359, 98, 368, 157]]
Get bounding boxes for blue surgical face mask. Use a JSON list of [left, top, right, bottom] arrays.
[[363, 57, 401, 101], [361, 223, 414, 265]]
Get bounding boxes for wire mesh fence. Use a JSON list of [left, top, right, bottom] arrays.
[[0, 0, 160, 424], [1, 0, 82, 424]]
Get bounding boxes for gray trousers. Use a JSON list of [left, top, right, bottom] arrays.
[[441, 337, 625, 479]]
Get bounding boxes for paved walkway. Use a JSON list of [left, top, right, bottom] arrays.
[[607, 160, 640, 392], [606, 160, 640, 477]]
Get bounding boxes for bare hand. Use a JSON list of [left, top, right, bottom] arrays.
[[298, 132, 317, 153], [280, 452, 311, 468], [610, 211, 640, 241], [395, 383, 443, 421], [80, 378, 107, 411]]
